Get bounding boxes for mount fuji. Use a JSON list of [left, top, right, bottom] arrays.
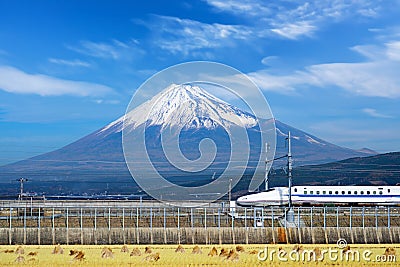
[[109, 84, 258, 132], [0, 84, 375, 196]]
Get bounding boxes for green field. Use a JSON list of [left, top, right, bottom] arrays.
[[0, 244, 398, 266]]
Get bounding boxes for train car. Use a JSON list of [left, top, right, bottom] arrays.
[[236, 185, 400, 206]]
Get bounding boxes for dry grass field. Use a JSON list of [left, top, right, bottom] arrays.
[[0, 244, 398, 266]]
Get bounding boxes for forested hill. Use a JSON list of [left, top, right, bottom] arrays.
[[275, 152, 400, 187]]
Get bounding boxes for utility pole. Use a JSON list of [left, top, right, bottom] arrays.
[[287, 132, 293, 208], [265, 142, 270, 191], [287, 131, 294, 222], [228, 178, 232, 203], [17, 178, 28, 200]]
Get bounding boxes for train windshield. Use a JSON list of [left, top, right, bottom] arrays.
[[264, 188, 275, 192]]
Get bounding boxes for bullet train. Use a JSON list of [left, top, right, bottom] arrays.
[[236, 186, 400, 206]]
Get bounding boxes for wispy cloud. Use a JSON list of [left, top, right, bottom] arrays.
[[306, 61, 400, 98], [93, 99, 120, 105], [207, 0, 382, 20], [69, 40, 120, 59], [205, 0, 271, 17], [250, 35, 400, 98], [140, 1, 387, 57], [386, 41, 400, 61], [248, 70, 317, 95], [205, 0, 383, 39], [362, 108, 393, 118], [48, 58, 91, 67], [0, 65, 113, 97], [270, 21, 316, 40], [351, 40, 400, 61], [261, 56, 279, 66], [68, 39, 144, 60], [145, 15, 253, 55]]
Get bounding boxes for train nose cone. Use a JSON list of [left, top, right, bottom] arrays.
[[236, 196, 249, 206]]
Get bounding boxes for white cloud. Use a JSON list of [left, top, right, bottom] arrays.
[[306, 61, 400, 98], [138, 1, 389, 57], [206, 0, 382, 21], [93, 99, 120, 105], [68, 39, 144, 60], [261, 56, 279, 66], [357, 7, 379, 18], [48, 58, 91, 67], [147, 15, 254, 55], [251, 37, 400, 98], [362, 108, 393, 118], [386, 41, 400, 61], [205, 0, 384, 40], [270, 21, 316, 39], [248, 70, 318, 95], [70, 41, 117, 59], [205, 0, 271, 17], [351, 41, 400, 61], [0, 65, 114, 97], [350, 45, 383, 60]]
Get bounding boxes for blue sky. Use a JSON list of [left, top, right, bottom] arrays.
[[0, 0, 399, 165]]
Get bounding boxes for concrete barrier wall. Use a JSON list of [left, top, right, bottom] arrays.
[[2, 227, 400, 245]]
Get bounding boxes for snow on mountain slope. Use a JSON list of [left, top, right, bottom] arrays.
[[101, 84, 258, 134], [306, 135, 325, 145]]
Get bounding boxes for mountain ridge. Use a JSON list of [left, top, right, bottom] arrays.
[[0, 84, 376, 196]]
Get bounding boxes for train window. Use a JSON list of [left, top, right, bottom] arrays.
[[341, 191, 345, 194], [388, 189, 391, 193], [329, 191, 332, 194], [379, 191, 383, 195], [323, 191, 326, 194], [294, 188, 297, 192], [316, 191, 320, 195], [354, 191, 357, 194], [335, 191, 338, 194], [367, 191, 370, 195], [360, 191, 364, 195], [348, 191, 351, 194], [373, 191, 376, 195], [304, 191, 307, 194], [310, 191, 313, 194]]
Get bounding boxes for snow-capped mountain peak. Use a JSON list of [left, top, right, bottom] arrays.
[[101, 84, 258, 133]]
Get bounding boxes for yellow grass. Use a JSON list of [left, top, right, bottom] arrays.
[[0, 244, 398, 266]]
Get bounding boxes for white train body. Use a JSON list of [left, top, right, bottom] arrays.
[[236, 186, 400, 206]]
